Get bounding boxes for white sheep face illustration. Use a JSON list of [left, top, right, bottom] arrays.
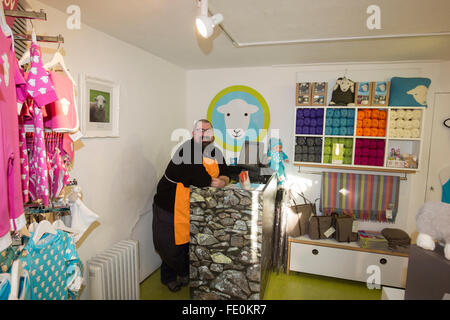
[[216, 99, 259, 139], [407, 85, 428, 105]]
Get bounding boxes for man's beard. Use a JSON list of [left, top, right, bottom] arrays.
[[201, 137, 214, 151]]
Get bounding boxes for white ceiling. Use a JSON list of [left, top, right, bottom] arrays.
[[38, 0, 450, 69]]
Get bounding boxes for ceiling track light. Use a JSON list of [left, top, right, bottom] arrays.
[[196, 0, 223, 39]]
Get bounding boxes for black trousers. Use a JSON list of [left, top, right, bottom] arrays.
[[152, 203, 189, 284]]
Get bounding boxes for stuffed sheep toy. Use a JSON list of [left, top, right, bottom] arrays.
[[330, 77, 355, 106], [416, 201, 450, 260]]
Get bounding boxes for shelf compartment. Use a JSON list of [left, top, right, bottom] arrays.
[[294, 136, 323, 164], [354, 138, 386, 167], [323, 137, 353, 165], [386, 140, 420, 170], [324, 108, 355, 137], [295, 108, 324, 135], [388, 108, 423, 139]]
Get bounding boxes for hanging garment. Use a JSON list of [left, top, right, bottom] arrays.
[[0, 31, 25, 251], [48, 147, 70, 199], [20, 230, 83, 300], [44, 71, 79, 132], [321, 172, 400, 222], [0, 273, 11, 300], [69, 198, 99, 243], [174, 157, 219, 245], [24, 43, 58, 206], [442, 179, 450, 204]]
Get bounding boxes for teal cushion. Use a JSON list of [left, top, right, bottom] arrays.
[[389, 77, 431, 107]]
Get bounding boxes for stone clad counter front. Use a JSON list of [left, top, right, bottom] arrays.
[[189, 185, 265, 300]]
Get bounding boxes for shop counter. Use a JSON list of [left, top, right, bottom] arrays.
[[189, 176, 277, 300]]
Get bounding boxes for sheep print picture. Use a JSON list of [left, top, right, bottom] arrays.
[[207, 85, 270, 154], [89, 89, 110, 123]]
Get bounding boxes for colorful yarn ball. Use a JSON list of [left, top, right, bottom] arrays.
[[370, 128, 378, 136], [412, 110, 422, 120], [411, 129, 420, 138], [379, 110, 387, 120], [372, 109, 380, 119], [411, 120, 420, 129], [357, 110, 365, 120], [363, 128, 371, 136], [377, 128, 386, 137], [396, 119, 405, 128], [405, 110, 413, 120], [396, 110, 406, 119], [378, 120, 386, 129], [362, 119, 372, 128]]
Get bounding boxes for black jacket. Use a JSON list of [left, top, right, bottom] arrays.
[[153, 139, 230, 214]]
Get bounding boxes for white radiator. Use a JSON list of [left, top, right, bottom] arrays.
[[88, 240, 140, 300]]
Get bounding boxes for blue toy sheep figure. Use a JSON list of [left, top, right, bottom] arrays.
[[267, 138, 289, 184]]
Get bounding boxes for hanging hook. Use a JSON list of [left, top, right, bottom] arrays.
[[444, 118, 450, 129]]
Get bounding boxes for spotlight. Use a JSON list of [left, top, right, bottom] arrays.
[[196, 0, 223, 39]]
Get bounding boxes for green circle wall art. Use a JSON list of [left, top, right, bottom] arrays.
[[207, 85, 270, 152]]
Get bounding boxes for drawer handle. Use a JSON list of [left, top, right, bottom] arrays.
[[380, 258, 387, 265], [312, 249, 319, 255]]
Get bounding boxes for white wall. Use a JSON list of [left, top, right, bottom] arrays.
[[186, 61, 450, 237], [28, 0, 187, 294]]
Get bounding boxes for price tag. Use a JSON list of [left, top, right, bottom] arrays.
[[324, 226, 335, 238], [386, 209, 393, 220], [70, 131, 83, 142], [352, 220, 359, 233]]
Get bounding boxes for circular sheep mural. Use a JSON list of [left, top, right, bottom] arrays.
[[207, 85, 270, 152]]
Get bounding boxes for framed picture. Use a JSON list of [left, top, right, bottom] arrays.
[[355, 82, 372, 106], [79, 74, 120, 138], [311, 82, 327, 106], [371, 81, 390, 106], [296, 82, 311, 106]]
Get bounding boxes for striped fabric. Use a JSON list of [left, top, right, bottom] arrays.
[[320, 172, 400, 222]]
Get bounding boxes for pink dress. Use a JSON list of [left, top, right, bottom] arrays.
[[44, 71, 79, 132], [0, 32, 25, 250], [26, 43, 58, 206], [14, 58, 30, 204]]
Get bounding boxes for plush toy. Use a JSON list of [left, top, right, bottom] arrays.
[[416, 201, 450, 260], [267, 138, 289, 184], [329, 77, 355, 106]]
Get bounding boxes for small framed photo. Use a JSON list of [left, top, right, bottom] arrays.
[[355, 82, 372, 106], [371, 81, 390, 106], [79, 74, 120, 138], [296, 82, 311, 106], [311, 82, 327, 106]]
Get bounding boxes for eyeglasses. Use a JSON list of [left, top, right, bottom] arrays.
[[194, 128, 213, 133]]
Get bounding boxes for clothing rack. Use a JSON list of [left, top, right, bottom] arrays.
[[4, 9, 46, 20], [14, 33, 64, 43], [4, 8, 64, 43], [297, 166, 408, 181]]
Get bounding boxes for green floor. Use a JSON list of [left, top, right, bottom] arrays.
[[140, 268, 381, 300]]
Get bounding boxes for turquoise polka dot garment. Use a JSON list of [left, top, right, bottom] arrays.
[[20, 230, 83, 300]]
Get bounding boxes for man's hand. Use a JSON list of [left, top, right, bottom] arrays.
[[211, 176, 229, 188]]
